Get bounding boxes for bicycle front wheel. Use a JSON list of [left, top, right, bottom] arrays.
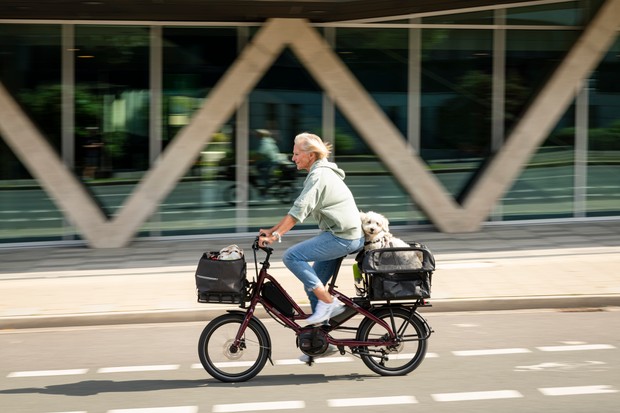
[[356, 307, 428, 376], [198, 313, 270, 382]]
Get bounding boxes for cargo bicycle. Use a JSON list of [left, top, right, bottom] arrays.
[[195, 236, 435, 382]]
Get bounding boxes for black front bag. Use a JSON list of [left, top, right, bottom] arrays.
[[360, 242, 435, 301], [195, 252, 247, 304]]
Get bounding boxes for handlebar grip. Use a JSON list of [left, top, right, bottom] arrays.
[[253, 235, 274, 254]]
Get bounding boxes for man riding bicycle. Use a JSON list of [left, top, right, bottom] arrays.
[[259, 132, 364, 328]]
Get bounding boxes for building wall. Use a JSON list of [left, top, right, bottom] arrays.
[[0, 0, 619, 247]]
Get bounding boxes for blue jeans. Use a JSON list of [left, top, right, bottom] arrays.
[[282, 231, 364, 312]]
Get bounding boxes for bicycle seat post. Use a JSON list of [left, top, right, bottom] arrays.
[[326, 255, 346, 294]]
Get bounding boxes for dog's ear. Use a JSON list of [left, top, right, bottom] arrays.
[[359, 211, 366, 221], [382, 215, 390, 232]]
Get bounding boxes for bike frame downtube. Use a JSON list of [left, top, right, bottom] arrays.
[[231, 262, 308, 346]]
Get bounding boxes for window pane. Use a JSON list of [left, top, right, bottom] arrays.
[[587, 37, 620, 217], [244, 49, 319, 229], [335, 28, 420, 223], [501, 29, 578, 220], [502, 114, 576, 220], [156, 27, 238, 236], [74, 25, 150, 218], [421, 29, 493, 199], [0, 24, 68, 243]]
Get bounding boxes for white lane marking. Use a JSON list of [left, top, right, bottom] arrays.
[[275, 359, 304, 365], [537, 344, 615, 352], [515, 362, 571, 371], [515, 360, 606, 372], [453, 348, 531, 356], [98, 365, 180, 373], [8, 369, 88, 378], [212, 401, 305, 412], [539, 385, 618, 396], [213, 361, 257, 368], [433, 390, 523, 402], [108, 407, 198, 413], [328, 396, 417, 407]]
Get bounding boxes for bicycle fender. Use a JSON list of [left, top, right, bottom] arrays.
[[362, 305, 433, 340]]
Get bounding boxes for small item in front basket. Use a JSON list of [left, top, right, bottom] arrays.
[[218, 244, 244, 260]]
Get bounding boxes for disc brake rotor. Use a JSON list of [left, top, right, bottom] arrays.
[[223, 339, 244, 360]]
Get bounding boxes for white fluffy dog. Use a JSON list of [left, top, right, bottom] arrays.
[[360, 211, 422, 268], [360, 211, 409, 251]]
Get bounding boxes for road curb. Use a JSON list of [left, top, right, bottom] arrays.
[[2, 295, 619, 330]]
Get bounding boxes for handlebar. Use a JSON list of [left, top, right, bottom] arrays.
[[252, 235, 273, 276], [253, 235, 274, 255]]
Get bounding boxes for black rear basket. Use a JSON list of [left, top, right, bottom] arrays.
[[359, 242, 435, 301], [195, 252, 247, 305]]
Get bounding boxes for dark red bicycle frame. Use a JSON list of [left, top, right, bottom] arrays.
[[230, 246, 414, 351]]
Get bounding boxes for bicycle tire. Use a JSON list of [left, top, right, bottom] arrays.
[[356, 306, 428, 376], [198, 313, 270, 382]]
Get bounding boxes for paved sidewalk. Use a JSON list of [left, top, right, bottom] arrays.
[[1, 220, 619, 329]]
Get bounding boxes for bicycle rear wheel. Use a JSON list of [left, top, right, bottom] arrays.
[[356, 306, 428, 376], [198, 313, 270, 382]]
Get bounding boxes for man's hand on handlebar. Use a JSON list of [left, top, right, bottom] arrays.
[[258, 235, 272, 248], [258, 230, 273, 248]]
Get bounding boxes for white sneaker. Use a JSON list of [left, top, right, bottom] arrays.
[[299, 344, 339, 363], [304, 300, 332, 324], [305, 298, 343, 325], [330, 298, 346, 319]]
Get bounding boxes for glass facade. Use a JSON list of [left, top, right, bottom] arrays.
[[0, 0, 618, 245]]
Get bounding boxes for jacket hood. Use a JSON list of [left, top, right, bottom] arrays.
[[311, 158, 346, 179]]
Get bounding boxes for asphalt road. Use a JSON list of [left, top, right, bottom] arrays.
[[1, 308, 619, 413]]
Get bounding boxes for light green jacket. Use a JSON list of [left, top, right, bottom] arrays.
[[288, 159, 362, 239]]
